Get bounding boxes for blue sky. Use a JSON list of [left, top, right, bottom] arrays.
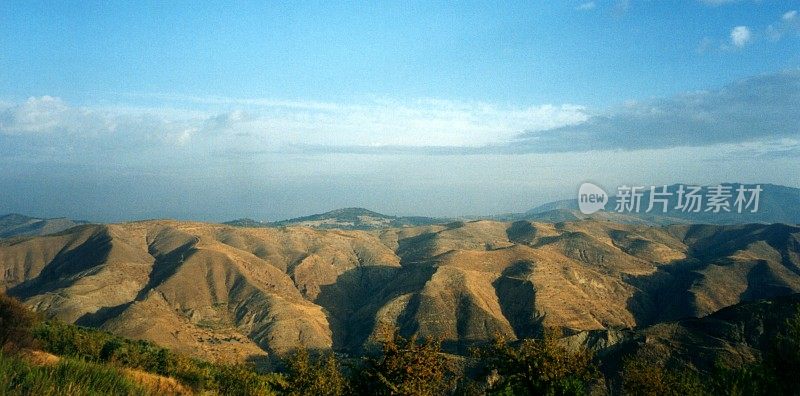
[[1, 1, 799, 221], [3, 1, 799, 104]]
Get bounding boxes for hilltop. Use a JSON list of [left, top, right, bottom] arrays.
[[224, 207, 446, 231], [1, 218, 798, 362], [221, 184, 800, 230], [0, 213, 87, 239], [506, 183, 800, 226]]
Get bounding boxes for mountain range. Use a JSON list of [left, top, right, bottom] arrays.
[[0, 182, 798, 366], [1, 217, 798, 365], [3, 183, 797, 237], [227, 183, 799, 230], [504, 183, 800, 226]]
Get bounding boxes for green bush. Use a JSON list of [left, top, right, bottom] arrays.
[[620, 351, 706, 396], [707, 361, 779, 396], [33, 320, 107, 360], [767, 307, 800, 394], [31, 320, 284, 395], [354, 333, 455, 396], [0, 293, 38, 352], [476, 331, 599, 396], [212, 362, 284, 396], [283, 348, 350, 396]]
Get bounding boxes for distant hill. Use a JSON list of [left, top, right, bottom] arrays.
[[512, 183, 800, 225], [525, 208, 699, 226], [222, 218, 270, 228], [225, 207, 446, 230], [224, 183, 799, 231], [0, 213, 87, 239], [526, 198, 579, 214]]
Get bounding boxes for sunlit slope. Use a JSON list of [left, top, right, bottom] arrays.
[[1, 219, 798, 360]]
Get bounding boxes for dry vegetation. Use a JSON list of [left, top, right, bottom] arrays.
[[3, 291, 800, 395], [1, 219, 798, 361]]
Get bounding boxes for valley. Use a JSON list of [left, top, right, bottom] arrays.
[[2, 218, 798, 364]]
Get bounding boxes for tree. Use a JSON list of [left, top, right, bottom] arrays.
[[707, 360, 777, 396], [766, 306, 800, 395], [213, 362, 281, 396], [355, 333, 454, 396], [284, 348, 350, 396], [621, 350, 706, 396], [476, 331, 599, 396]]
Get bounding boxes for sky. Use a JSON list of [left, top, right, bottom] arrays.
[[1, 0, 799, 222]]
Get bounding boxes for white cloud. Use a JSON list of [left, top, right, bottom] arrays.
[[0, 95, 589, 159], [705, 10, 799, 48], [730, 25, 752, 47], [767, 10, 800, 41], [0, 97, 208, 157], [512, 70, 800, 153], [0, 96, 71, 134], [4, 71, 797, 160], [576, 2, 596, 11]]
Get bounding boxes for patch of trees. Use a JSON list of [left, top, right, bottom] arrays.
[[3, 291, 800, 395], [621, 309, 800, 396]]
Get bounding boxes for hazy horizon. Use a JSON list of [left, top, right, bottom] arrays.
[[2, 2, 799, 222]]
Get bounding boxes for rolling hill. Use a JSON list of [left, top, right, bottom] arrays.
[[224, 207, 446, 230], [0, 213, 87, 239], [512, 183, 800, 225], [1, 218, 799, 364], [222, 184, 800, 230]]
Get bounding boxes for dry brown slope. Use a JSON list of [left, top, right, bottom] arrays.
[[0, 219, 798, 360]]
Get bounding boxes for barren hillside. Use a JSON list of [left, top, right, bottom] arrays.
[[1, 219, 798, 362]]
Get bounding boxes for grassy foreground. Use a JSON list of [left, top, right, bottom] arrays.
[[0, 352, 150, 396], [3, 291, 800, 395]]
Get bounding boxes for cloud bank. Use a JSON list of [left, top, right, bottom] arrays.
[[511, 70, 800, 153], [0, 70, 798, 161], [0, 95, 588, 162]]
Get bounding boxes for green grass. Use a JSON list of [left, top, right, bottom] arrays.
[[0, 352, 148, 396], [31, 321, 285, 395], [5, 289, 799, 395]]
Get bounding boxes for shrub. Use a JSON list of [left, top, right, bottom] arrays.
[[707, 361, 778, 396], [620, 351, 706, 396], [32, 319, 284, 394], [0, 293, 38, 352], [767, 306, 800, 394], [212, 362, 283, 396], [33, 320, 106, 359], [476, 331, 599, 396], [355, 333, 455, 396], [284, 348, 350, 396]]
